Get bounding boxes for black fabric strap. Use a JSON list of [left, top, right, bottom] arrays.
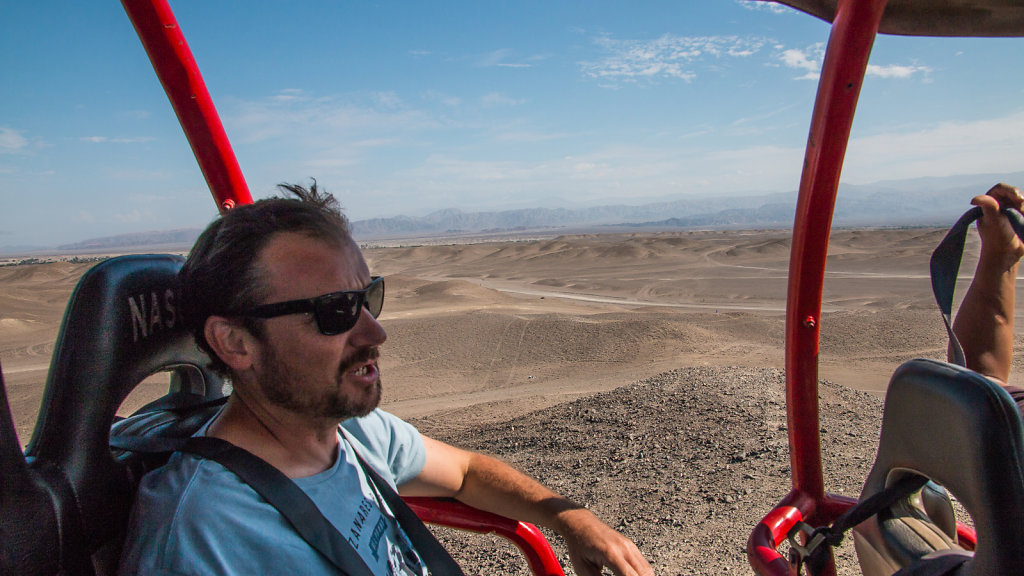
[[803, 474, 930, 576], [179, 436, 374, 576], [350, 448, 465, 576], [929, 205, 1024, 366], [112, 428, 465, 575]]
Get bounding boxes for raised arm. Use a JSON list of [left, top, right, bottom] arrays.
[[950, 183, 1024, 384], [401, 435, 654, 576]]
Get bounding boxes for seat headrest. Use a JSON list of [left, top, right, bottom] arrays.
[[18, 254, 223, 569], [859, 358, 1024, 575], [28, 254, 219, 458]]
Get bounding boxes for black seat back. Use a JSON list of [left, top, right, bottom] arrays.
[[854, 358, 1024, 575], [0, 254, 224, 575]]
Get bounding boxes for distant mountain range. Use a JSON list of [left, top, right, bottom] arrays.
[[53, 228, 202, 251], [350, 171, 1024, 237], [40, 171, 1024, 252]]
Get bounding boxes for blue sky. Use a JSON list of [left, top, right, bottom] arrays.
[[2, 1, 1023, 247]]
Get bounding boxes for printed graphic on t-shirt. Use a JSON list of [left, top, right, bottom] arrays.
[[345, 495, 426, 575]]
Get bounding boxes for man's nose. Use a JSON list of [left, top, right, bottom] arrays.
[[349, 306, 387, 346]]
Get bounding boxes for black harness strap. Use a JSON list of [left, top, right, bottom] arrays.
[[797, 474, 929, 575], [350, 450, 464, 576], [180, 436, 375, 576], [111, 431, 466, 575]]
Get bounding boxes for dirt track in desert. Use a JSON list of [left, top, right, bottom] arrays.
[[2, 228, 1018, 574]]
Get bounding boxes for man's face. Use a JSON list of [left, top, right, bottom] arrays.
[[243, 232, 386, 420]]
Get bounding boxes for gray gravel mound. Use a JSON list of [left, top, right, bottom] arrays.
[[411, 366, 886, 575]]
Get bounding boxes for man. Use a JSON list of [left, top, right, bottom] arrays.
[[119, 182, 653, 576], [950, 182, 1024, 413]]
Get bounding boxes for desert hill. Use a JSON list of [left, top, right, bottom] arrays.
[[1, 227, 1016, 574]]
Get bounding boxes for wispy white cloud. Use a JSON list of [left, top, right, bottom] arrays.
[[480, 92, 524, 107], [580, 34, 767, 85], [738, 0, 794, 14], [866, 63, 931, 79], [477, 48, 534, 68], [74, 211, 94, 223], [0, 128, 29, 153], [422, 90, 462, 107], [844, 109, 1024, 182], [113, 210, 143, 223], [373, 91, 404, 109], [347, 108, 1024, 217], [120, 109, 151, 120], [778, 44, 931, 81], [226, 92, 441, 146], [79, 136, 155, 144], [273, 88, 309, 103], [778, 44, 824, 80], [493, 130, 569, 143], [732, 104, 794, 127], [109, 168, 172, 180]]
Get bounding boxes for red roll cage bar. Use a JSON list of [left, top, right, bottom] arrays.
[[119, 0, 562, 573], [119, 0, 1024, 574], [750, 0, 1024, 574]]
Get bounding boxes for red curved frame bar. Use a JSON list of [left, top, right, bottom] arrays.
[[749, 1, 982, 573], [406, 497, 565, 576], [121, 0, 251, 212], [122, 2, 563, 574], [749, 0, 888, 573]]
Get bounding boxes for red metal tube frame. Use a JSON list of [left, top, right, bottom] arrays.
[[749, 0, 888, 573], [121, 0, 252, 212], [406, 497, 565, 576]]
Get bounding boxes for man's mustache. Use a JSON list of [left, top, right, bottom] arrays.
[[340, 347, 380, 373]]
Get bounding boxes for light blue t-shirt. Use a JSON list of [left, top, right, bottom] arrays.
[[118, 409, 428, 576]]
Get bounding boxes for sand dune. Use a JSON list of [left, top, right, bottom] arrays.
[[0, 228, 1017, 573], [3, 227, 1016, 444]]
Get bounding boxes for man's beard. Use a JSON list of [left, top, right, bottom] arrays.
[[258, 345, 382, 420]]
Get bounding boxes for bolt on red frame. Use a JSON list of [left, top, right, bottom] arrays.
[[747, 1, 888, 573]]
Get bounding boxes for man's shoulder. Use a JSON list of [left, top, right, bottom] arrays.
[[123, 451, 327, 576], [341, 409, 426, 487], [136, 451, 256, 513]]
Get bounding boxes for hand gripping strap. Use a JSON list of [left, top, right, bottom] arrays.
[[929, 206, 1024, 366]]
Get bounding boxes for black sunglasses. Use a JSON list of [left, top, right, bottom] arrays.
[[237, 276, 385, 335]]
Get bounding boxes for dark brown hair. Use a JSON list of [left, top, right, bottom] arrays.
[[179, 180, 350, 376]]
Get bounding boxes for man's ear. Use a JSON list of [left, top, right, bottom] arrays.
[[204, 315, 259, 372]]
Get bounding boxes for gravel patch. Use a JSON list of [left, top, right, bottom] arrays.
[[411, 366, 885, 575]]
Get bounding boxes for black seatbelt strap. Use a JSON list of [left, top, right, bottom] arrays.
[[348, 442, 465, 576], [929, 205, 1024, 366], [111, 430, 465, 575], [179, 436, 375, 576], [791, 474, 930, 576]]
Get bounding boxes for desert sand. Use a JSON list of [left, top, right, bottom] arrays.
[[1, 228, 1018, 574]]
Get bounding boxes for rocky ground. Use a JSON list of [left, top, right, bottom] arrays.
[[411, 366, 886, 575]]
